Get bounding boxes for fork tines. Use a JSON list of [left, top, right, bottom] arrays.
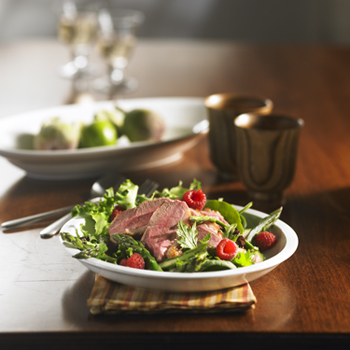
[[139, 179, 159, 196]]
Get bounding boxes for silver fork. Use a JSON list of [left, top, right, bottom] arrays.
[[39, 179, 159, 239]]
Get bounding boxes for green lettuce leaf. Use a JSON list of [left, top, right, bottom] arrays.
[[232, 249, 265, 267], [175, 221, 199, 250], [71, 179, 139, 237], [114, 179, 139, 209], [199, 259, 237, 271], [205, 199, 244, 235]]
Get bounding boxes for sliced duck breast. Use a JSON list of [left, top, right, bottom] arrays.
[[109, 198, 171, 239], [141, 199, 191, 262], [196, 222, 223, 247], [109, 197, 227, 261], [189, 208, 226, 247]]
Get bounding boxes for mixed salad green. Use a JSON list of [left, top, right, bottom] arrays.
[[61, 179, 282, 273]]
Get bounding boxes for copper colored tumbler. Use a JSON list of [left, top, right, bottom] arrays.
[[234, 113, 304, 203], [205, 93, 273, 180]]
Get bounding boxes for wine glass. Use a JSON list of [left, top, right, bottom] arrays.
[[94, 7, 144, 95], [56, 0, 99, 79]]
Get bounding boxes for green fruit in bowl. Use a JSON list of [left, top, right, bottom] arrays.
[[94, 108, 125, 136], [34, 117, 81, 150], [122, 109, 165, 142], [79, 120, 117, 148]]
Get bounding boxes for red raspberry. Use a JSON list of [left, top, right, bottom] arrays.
[[182, 189, 206, 210], [109, 205, 124, 222], [120, 259, 128, 266], [216, 239, 238, 260], [120, 253, 145, 269], [254, 231, 276, 251]]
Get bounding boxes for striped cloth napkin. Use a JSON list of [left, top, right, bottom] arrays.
[[87, 274, 257, 314]]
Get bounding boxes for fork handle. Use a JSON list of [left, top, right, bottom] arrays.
[[1, 205, 74, 230]]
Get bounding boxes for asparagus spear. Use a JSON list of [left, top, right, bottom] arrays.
[[245, 207, 283, 242], [159, 243, 208, 271], [61, 231, 118, 263]]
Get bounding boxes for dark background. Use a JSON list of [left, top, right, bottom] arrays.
[[1, 0, 350, 44]]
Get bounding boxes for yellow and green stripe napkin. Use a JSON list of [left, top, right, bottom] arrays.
[[88, 274, 256, 314]]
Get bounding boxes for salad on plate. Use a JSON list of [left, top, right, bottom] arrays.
[[61, 179, 282, 273]]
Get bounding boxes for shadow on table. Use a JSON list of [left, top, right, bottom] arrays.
[[282, 185, 350, 232], [284, 186, 350, 267], [61, 270, 96, 323]]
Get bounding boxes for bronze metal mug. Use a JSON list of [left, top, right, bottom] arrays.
[[234, 113, 304, 203], [205, 93, 273, 180]]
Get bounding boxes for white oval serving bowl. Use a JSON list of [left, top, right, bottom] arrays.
[[0, 97, 207, 180]]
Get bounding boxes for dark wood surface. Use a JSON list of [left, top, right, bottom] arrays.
[[1, 39, 350, 349]]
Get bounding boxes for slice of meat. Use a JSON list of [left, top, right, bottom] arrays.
[[141, 199, 191, 262], [196, 222, 223, 248], [108, 198, 171, 239], [189, 208, 225, 247]]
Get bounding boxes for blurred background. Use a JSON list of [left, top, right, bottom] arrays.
[[1, 0, 350, 120], [1, 0, 350, 44]]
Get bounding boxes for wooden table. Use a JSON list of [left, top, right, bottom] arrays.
[[1, 39, 350, 349]]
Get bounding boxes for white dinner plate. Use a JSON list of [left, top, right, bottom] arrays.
[[0, 97, 208, 180], [59, 205, 298, 292]]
